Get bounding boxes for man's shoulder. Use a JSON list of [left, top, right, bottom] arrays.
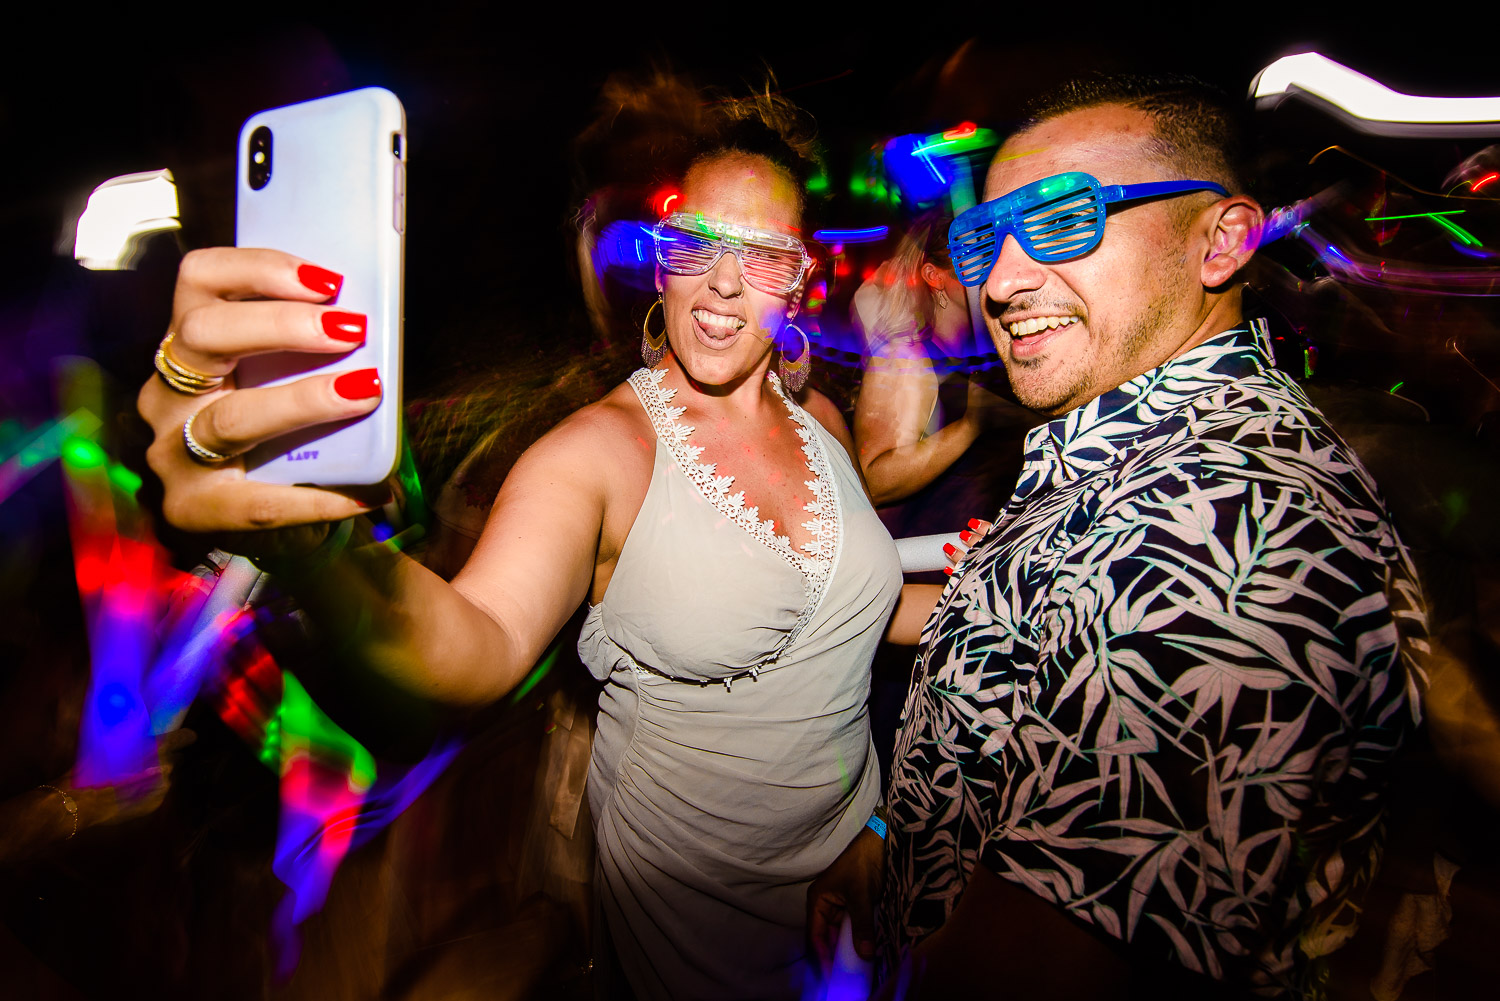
[[1110, 370, 1406, 548], [1141, 369, 1377, 492]]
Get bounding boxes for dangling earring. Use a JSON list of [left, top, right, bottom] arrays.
[[778, 323, 811, 393], [641, 296, 668, 368], [934, 288, 950, 310]]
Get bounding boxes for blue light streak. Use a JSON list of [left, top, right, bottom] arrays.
[[813, 227, 888, 245]]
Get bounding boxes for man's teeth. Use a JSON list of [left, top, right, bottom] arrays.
[[1007, 316, 1076, 338], [693, 309, 746, 334]]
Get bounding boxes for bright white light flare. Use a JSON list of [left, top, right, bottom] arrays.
[[74, 169, 181, 270], [1252, 53, 1500, 136]]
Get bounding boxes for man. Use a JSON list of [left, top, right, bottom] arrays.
[[809, 76, 1427, 999]]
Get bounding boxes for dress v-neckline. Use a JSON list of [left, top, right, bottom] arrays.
[[628, 367, 841, 586]]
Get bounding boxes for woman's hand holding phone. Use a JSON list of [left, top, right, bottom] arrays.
[[137, 247, 390, 536]]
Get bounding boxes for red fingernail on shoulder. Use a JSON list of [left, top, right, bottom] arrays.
[[967, 518, 983, 531], [959, 530, 972, 543], [943, 543, 957, 557], [298, 264, 344, 298], [334, 368, 381, 400], [322, 311, 367, 343]]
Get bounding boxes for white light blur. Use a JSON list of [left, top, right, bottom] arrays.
[[74, 169, 181, 270], [1252, 53, 1500, 132]]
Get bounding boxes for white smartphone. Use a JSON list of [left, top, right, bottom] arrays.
[[235, 87, 406, 486]]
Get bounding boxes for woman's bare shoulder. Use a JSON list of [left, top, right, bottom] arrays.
[[515, 377, 652, 471], [798, 387, 848, 436], [798, 387, 858, 464]]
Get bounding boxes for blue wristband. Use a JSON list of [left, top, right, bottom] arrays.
[[865, 812, 888, 840]]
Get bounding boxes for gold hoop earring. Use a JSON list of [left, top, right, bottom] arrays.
[[778, 323, 811, 393], [641, 296, 668, 368]]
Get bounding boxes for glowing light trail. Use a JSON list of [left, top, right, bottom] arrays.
[[1252, 53, 1500, 136], [812, 227, 888, 245]]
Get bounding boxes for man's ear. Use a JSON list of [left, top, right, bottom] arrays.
[[1200, 196, 1263, 289]]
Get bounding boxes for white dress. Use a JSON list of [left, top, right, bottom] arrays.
[[579, 369, 902, 1000]]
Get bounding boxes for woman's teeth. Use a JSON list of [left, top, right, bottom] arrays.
[[1008, 316, 1076, 338], [693, 309, 746, 336]]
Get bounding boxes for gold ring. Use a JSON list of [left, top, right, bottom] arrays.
[[182, 410, 233, 464], [155, 331, 224, 395]]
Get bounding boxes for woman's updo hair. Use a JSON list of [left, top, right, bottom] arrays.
[[684, 87, 822, 214], [574, 72, 822, 213]]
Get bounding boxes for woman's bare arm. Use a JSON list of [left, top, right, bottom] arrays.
[[290, 414, 617, 705], [854, 339, 981, 507], [137, 247, 618, 707], [885, 583, 943, 645]]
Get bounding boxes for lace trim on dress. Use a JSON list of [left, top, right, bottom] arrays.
[[627, 367, 839, 659]]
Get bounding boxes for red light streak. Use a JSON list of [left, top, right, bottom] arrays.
[[942, 122, 978, 141], [1471, 172, 1499, 192]]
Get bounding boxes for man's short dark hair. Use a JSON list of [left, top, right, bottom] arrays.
[[1019, 74, 1248, 195]]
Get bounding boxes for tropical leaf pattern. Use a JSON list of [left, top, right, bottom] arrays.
[[878, 323, 1428, 998]]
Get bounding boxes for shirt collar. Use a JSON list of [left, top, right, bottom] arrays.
[[1020, 319, 1274, 484]]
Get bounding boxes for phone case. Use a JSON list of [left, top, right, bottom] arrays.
[[235, 87, 405, 486]]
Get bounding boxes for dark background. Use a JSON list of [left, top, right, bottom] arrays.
[[5, 12, 1497, 397], [2, 9, 1498, 999]]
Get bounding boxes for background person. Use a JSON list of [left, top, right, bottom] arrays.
[[851, 209, 1031, 515], [849, 212, 1042, 788]]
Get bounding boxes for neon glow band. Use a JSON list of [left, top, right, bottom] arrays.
[[813, 227, 888, 244], [1252, 53, 1500, 127]]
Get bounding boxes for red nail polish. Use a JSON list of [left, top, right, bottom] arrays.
[[321, 310, 367, 343], [334, 368, 381, 400], [943, 566, 954, 576], [959, 530, 972, 543], [943, 543, 957, 557], [967, 518, 983, 531], [298, 264, 344, 298]]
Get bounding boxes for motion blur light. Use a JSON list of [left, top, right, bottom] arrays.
[[1252, 52, 1500, 137], [74, 169, 181, 270]]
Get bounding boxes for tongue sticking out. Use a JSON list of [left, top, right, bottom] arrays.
[[694, 308, 746, 339]]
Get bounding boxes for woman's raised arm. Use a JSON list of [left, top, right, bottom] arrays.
[[137, 247, 610, 706]]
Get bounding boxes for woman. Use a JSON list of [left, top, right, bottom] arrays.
[[851, 210, 1034, 518], [848, 213, 1037, 798], [136, 98, 939, 1000]]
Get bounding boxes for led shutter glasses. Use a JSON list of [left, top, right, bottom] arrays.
[[653, 212, 811, 296], [948, 172, 1229, 286]]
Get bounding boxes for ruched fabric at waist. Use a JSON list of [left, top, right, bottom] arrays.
[[581, 608, 877, 866]]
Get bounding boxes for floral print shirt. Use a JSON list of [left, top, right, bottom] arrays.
[[879, 322, 1428, 997]]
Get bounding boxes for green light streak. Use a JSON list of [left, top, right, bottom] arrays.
[[1, 411, 102, 468], [108, 464, 143, 495], [1388, 381, 1405, 394], [911, 128, 998, 158], [1364, 209, 1482, 248], [1364, 210, 1467, 221], [1429, 215, 1482, 247], [279, 671, 377, 791], [508, 643, 561, 705], [395, 427, 429, 530], [61, 436, 107, 469]]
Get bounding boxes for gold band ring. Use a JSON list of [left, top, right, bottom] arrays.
[[155, 332, 224, 395], [182, 411, 233, 464]]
